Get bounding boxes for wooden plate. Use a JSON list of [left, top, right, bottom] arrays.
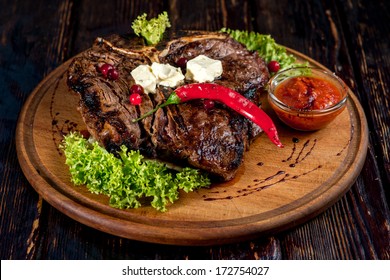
[[16, 48, 368, 245]]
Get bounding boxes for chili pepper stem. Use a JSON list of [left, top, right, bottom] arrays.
[[132, 106, 162, 122], [132, 92, 181, 123]]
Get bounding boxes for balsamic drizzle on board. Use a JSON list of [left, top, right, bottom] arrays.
[[202, 135, 348, 202]]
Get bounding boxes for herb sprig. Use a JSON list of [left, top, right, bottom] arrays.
[[221, 28, 308, 71]]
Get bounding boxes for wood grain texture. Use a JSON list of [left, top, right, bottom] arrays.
[[1, 0, 389, 259], [339, 0, 390, 193]]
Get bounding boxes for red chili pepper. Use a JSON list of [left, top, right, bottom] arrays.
[[132, 83, 283, 148]]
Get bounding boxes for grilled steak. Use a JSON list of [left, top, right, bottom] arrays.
[[67, 31, 270, 181]]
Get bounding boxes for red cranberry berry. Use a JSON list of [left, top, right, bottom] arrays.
[[176, 57, 188, 69], [79, 129, 91, 139], [107, 68, 119, 80], [267, 60, 280, 73], [98, 63, 113, 77], [130, 84, 144, 95], [129, 93, 142, 105], [203, 99, 215, 110]]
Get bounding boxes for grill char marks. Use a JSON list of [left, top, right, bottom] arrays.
[[67, 32, 270, 181], [150, 88, 246, 180], [67, 36, 154, 155]]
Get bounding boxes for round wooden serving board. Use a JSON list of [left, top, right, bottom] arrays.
[[16, 48, 368, 245]]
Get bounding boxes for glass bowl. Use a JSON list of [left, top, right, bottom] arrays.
[[267, 67, 348, 131]]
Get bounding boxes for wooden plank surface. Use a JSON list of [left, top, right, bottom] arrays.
[[1, 0, 389, 259]]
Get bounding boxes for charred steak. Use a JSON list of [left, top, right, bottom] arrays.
[[67, 32, 270, 181]]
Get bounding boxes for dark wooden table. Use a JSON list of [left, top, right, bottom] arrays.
[[1, 0, 389, 260]]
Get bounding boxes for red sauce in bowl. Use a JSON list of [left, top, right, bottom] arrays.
[[268, 68, 348, 131], [274, 76, 343, 110]]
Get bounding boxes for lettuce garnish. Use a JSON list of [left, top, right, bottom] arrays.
[[221, 28, 308, 71], [60, 132, 210, 212], [132, 11, 171, 45]]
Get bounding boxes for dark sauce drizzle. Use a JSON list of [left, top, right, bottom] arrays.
[[203, 165, 322, 201], [282, 138, 317, 167], [282, 137, 299, 163], [336, 122, 354, 156], [203, 134, 350, 202]]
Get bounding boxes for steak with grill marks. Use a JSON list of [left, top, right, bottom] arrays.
[[67, 32, 270, 181]]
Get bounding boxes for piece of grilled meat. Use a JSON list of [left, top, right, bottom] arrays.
[[67, 32, 270, 181]]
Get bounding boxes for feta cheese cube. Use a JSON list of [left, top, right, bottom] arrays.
[[151, 62, 185, 87], [185, 55, 223, 83], [130, 65, 157, 94]]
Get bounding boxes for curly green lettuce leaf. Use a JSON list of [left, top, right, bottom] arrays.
[[221, 28, 308, 71], [60, 132, 210, 212], [131, 11, 171, 45]]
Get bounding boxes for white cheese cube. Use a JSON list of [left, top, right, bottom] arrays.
[[151, 62, 185, 87], [130, 65, 157, 94], [185, 55, 223, 83]]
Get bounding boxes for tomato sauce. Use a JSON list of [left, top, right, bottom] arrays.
[[274, 76, 343, 110], [269, 74, 347, 131]]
